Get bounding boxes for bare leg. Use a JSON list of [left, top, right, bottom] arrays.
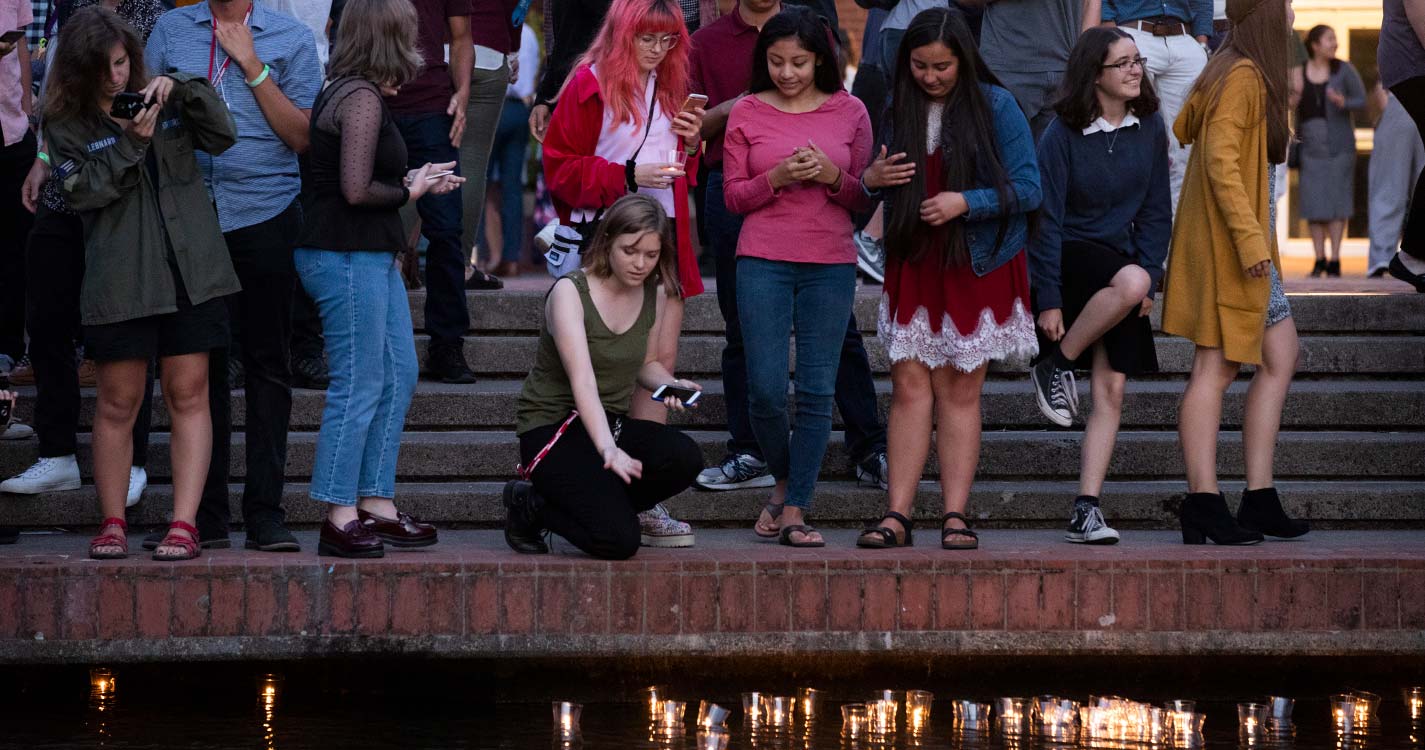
[[92, 359, 149, 553], [1328, 219, 1346, 264], [157, 353, 210, 555], [1309, 222, 1327, 261], [864, 203, 884, 240], [929, 364, 988, 529], [1080, 345, 1126, 499], [862, 360, 933, 543], [754, 480, 788, 536], [629, 296, 684, 424], [1242, 317, 1299, 490], [1178, 346, 1240, 494], [1059, 265, 1151, 361]]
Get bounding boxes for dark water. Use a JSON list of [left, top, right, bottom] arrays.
[[0, 665, 1419, 749]]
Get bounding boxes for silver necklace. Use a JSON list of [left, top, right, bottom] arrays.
[[1106, 127, 1122, 155]]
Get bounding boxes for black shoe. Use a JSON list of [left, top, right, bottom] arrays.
[[244, 520, 301, 552], [1326, 260, 1341, 278], [1309, 259, 1327, 278], [1389, 253, 1425, 292], [142, 528, 231, 550], [465, 267, 504, 290], [424, 345, 477, 384], [1369, 268, 1388, 279], [1179, 492, 1263, 545], [291, 354, 330, 390], [228, 355, 246, 389], [1235, 487, 1309, 539], [502, 480, 549, 554]]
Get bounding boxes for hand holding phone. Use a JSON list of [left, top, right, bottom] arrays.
[[650, 383, 701, 408], [425, 169, 455, 181], [110, 92, 150, 120], [681, 93, 708, 112]]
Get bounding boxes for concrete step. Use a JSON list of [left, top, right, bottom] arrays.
[[3, 480, 1420, 529], [17, 379, 1425, 432], [2, 430, 1419, 482], [415, 289, 1425, 335], [423, 334, 1425, 377]]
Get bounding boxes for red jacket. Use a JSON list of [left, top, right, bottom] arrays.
[[542, 65, 704, 298]]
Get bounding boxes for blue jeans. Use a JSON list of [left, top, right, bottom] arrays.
[[294, 249, 419, 505], [737, 257, 856, 510], [706, 170, 886, 464], [392, 112, 468, 351], [479, 97, 532, 264]]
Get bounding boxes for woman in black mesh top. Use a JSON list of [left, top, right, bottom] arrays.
[[294, 0, 464, 559]]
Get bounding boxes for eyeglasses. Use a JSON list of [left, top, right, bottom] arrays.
[[636, 33, 679, 50], [1101, 56, 1148, 72]]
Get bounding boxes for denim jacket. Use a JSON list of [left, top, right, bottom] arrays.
[[874, 83, 1042, 277]]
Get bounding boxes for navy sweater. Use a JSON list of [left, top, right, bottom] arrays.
[[1029, 112, 1172, 311]]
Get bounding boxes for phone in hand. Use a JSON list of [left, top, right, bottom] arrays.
[[650, 384, 700, 406], [110, 92, 149, 119], [0, 398, 11, 426], [425, 169, 455, 181], [0, 29, 25, 44], [681, 93, 708, 112]]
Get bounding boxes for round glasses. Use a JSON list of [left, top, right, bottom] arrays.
[[636, 33, 680, 50]]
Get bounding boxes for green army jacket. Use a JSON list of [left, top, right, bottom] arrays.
[[46, 73, 241, 326]]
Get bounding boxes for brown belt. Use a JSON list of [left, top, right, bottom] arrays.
[[1126, 18, 1189, 36], [1212, 18, 1231, 34]]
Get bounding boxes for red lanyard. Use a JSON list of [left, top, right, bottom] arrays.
[[208, 4, 253, 88]]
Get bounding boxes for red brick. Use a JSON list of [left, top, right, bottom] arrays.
[[1219, 568, 1255, 631], [325, 573, 355, 634], [1076, 570, 1113, 630], [1040, 571, 1074, 631], [1253, 569, 1290, 631], [754, 570, 791, 632], [897, 574, 933, 631], [96, 573, 136, 640], [646, 572, 682, 635], [718, 572, 754, 633], [934, 572, 969, 630], [172, 576, 210, 637], [1148, 571, 1184, 631], [244, 575, 279, 636], [467, 570, 498, 635], [610, 574, 644, 634], [1401, 568, 1425, 630], [135, 577, 172, 639], [1112, 570, 1147, 630], [284, 574, 315, 635], [354, 574, 391, 636], [500, 575, 536, 634], [1327, 571, 1363, 630], [391, 576, 428, 635], [23, 577, 59, 640], [827, 574, 862, 631], [567, 572, 608, 635], [682, 575, 718, 633], [1183, 572, 1220, 631], [209, 576, 245, 636], [1005, 573, 1039, 630], [790, 573, 827, 631], [1286, 570, 1330, 630], [61, 576, 99, 640], [862, 574, 897, 632], [970, 571, 1006, 630], [0, 572, 19, 639], [1362, 570, 1398, 629], [535, 575, 572, 635], [422, 573, 461, 635]]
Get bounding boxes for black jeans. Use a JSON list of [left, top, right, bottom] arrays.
[[393, 112, 469, 352], [0, 131, 36, 362], [199, 200, 299, 534], [519, 414, 702, 560], [24, 205, 152, 463], [703, 169, 887, 464], [1391, 75, 1425, 262]]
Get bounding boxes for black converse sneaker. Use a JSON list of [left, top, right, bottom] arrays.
[[1030, 357, 1077, 427], [1065, 497, 1120, 545]]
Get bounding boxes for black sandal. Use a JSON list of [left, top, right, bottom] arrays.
[[779, 524, 825, 548], [857, 511, 914, 548], [941, 512, 979, 550], [754, 502, 785, 539]]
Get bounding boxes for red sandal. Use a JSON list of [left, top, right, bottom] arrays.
[[152, 520, 202, 562], [89, 517, 129, 560]]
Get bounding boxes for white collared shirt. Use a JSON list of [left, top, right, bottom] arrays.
[[1082, 112, 1141, 136]]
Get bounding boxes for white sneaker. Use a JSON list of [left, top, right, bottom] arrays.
[[126, 466, 148, 508], [0, 455, 82, 494], [0, 422, 35, 441]]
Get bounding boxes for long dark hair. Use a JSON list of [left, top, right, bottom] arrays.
[[45, 6, 149, 123], [747, 6, 842, 96], [1052, 27, 1160, 131], [883, 7, 1013, 268], [1191, 0, 1290, 163]]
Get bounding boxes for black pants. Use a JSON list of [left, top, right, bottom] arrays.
[[24, 205, 152, 463], [289, 285, 324, 360], [519, 414, 702, 560], [1391, 75, 1425, 262], [0, 132, 36, 362], [198, 201, 300, 533]]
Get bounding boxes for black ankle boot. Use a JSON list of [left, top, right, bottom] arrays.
[[1179, 492, 1263, 545], [1236, 487, 1309, 539], [1326, 260, 1341, 278], [502, 480, 549, 554], [1310, 259, 1327, 277]]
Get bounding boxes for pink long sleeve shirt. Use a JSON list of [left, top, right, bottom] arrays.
[[722, 90, 874, 265]]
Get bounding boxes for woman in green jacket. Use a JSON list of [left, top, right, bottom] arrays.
[[44, 7, 239, 561]]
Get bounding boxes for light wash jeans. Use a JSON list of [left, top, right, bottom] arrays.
[[736, 257, 856, 510], [294, 249, 419, 505]]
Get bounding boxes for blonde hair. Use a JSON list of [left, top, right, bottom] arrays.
[[327, 0, 423, 88], [582, 194, 682, 298]]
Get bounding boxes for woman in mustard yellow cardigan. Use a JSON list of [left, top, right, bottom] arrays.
[[1161, 0, 1309, 546]]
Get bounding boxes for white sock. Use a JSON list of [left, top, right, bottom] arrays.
[[1399, 251, 1425, 276]]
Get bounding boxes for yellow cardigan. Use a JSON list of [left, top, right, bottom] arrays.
[[1162, 61, 1282, 366]]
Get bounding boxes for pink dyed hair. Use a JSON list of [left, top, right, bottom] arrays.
[[575, 0, 689, 127]]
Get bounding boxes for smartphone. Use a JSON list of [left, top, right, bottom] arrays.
[[650, 384, 701, 406], [0, 399, 11, 425], [681, 93, 708, 112], [0, 29, 25, 44], [109, 92, 149, 119], [425, 169, 454, 181]]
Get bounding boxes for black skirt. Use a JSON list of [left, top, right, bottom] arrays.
[[1053, 239, 1158, 376]]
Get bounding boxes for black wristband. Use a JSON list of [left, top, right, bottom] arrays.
[[625, 159, 638, 193]]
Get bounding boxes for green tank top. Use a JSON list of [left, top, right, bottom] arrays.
[[515, 271, 659, 435]]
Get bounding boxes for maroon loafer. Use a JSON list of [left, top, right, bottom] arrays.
[[358, 509, 438, 548], [318, 518, 385, 558]]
